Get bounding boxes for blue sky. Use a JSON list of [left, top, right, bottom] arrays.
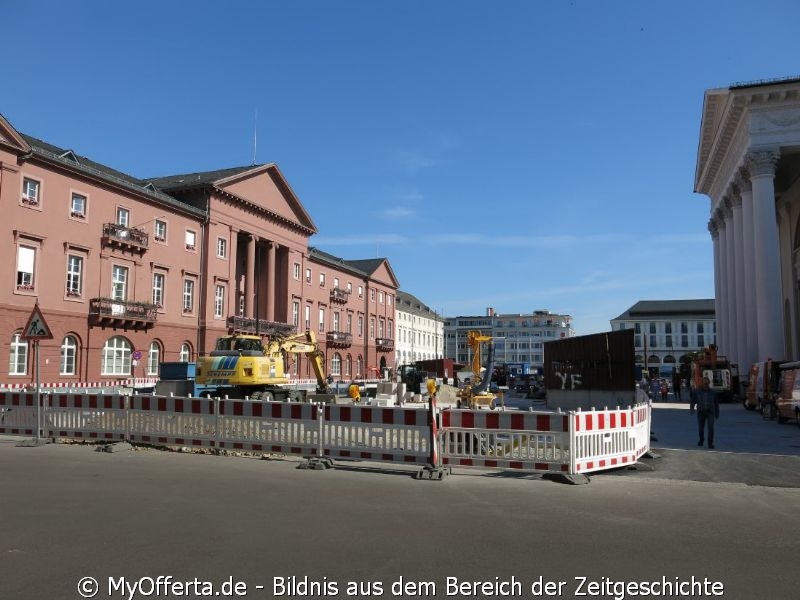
[[4, 1, 799, 334]]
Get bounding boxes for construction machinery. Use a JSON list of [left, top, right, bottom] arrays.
[[687, 344, 737, 403], [456, 331, 499, 409], [194, 330, 335, 402]]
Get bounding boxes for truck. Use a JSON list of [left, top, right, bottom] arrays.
[[193, 330, 336, 402], [687, 344, 737, 403], [744, 359, 786, 418]]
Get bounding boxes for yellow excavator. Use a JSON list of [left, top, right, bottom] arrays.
[[456, 331, 499, 410], [195, 330, 336, 402]]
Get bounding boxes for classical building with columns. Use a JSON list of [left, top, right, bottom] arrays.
[[0, 114, 398, 385], [695, 75, 800, 372]]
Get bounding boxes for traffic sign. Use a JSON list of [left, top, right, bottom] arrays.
[[132, 350, 142, 360], [21, 304, 53, 340]]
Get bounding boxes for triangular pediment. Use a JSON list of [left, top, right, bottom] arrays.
[[213, 164, 317, 233], [0, 115, 32, 153]]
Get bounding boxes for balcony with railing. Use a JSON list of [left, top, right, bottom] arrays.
[[326, 331, 353, 347], [375, 337, 394, 351], [89, 298, 157, 331], [102, 223, 149, 253], [226, 316, 296, 338], [330, 287, 350, 304]]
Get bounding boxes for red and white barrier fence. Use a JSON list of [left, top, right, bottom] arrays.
[[0, 390, 651, 481]]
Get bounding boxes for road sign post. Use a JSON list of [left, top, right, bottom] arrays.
[[21, 304, 53, 447]]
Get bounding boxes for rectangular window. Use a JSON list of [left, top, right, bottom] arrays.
[[306, 268, 311, 283], [665, 335, 672, 348], [358, 315, 364, 337], [634, 335, 641, 348], [9, 334, 28, 375], [214, 284, 225, 318], [318, 307, 325, 333], [16, 246, 35, 290], [305, 305, 311, 330], [154, 219, 167, 242], [697, 323, 704, 334], [634, 322, 641, 334], [66, 255, 83, 297], [152, 273, 165, 308], [185, 230, 196, 251], [649, 323, 656, 334], [183, 279, 195, 312], [293, 301, 300, 327], [379, 319, 385, 338], [22, 178, 40, 205], [379, 291, 384, 304], [370, 318, 375, 339], [697, 334, 705, 347], [319, 273, 326, 287], [664, 322, 672, 334], [216, 237, 227, 259], [116, 207, 129, 227], [347, 313, 352, 333], [347, 282, 352, 294], [293, 263, 301, 280], [370, 289, 375, 302], [649, 335, 657, 348], [681, 335, 689, 348], [358, 286, 363, 298], [334, 277, 340, 289], [681, 322, 688, 334], [111, 265, 128, 301], [70, 193, 86, 218], [333, 312, 340, 331]]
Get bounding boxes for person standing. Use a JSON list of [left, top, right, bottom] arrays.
[[690, 376, 719, 449], [672, 371, 682, 401]]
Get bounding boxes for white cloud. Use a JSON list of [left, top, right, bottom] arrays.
[[311, 233, 408, 246], [378, 206, 416, 218]]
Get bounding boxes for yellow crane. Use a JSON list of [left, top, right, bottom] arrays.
[[457, 331, 498, 409]]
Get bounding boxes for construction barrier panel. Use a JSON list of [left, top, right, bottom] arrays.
[[570, 404, 651, 474], [46, 393, 127, 441], [0, 392, 37, 436], [217, 400, 321, 456], [322, 404, 431, 464], [439, 409, 572, 473], [127, 395, 217, 448]]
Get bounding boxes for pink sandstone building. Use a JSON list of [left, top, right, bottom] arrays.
[[0, 114, 398, 386]]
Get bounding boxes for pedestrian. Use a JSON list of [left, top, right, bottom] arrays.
[[672, 371, 682, 401], [690, 376, 720, 449], [660, 380, 669, 402]]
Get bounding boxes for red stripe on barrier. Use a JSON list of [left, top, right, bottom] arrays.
[[272, 403, 283, 418], [598, 414, 605, 429], [486, 412, 499, 429], [191, 399, 201, 414], [485, 460, 498, 468], [459, 458, 473, 466], [233, 401, 243, 416], [536, 415, 550, 431], [610, 413, 616, 428], [462, 412, 474, 429], [360, 407, 372, 424], [511, 414, 524, 431], [381, 408, 393, 425], [510, 461, 523, 469], [338, 406, 350, 422], [403, 455, 416, 463], [442, 411, 451, 427], [251, 402, 262, 417], [405, 410, 417, 426], [621, 412, 627, 427], [158, 397, 167, 412]]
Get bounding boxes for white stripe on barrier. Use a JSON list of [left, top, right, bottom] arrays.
[[127, 395, 217, 448], [46, 393, 128, 441], [217, 400, 321, 455], [0, 392, 37, 436]]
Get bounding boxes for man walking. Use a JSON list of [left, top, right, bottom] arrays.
[[690, 376, 719, 449]]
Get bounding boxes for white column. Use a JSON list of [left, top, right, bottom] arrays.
[[730, 194, 747, 368], [737, 174, 758, 371], [245, 234, 257, 319], [723, 201, 739, 365], [715, 211, 729, 357], [709, 219, 722, 348], [266, 241, 276, 322], [747, 150, 785, 360]]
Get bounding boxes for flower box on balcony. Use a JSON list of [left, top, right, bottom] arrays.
[[16, 284, 34, 291]]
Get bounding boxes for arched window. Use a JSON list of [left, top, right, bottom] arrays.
[[60, 335, 78, 375], [179, 342, 192, 362], [147, 341, 161, 376], [331, 352, 342, 376], [647, 354, 660, 365], [356, 356, 363, 378], [9, 332, 28, 375], [663, 355, 676, 364], [102, 336, 131, 376], [345, 355, 352, 377]]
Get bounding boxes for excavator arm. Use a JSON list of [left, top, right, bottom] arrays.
[[269, 331, 331, 394]]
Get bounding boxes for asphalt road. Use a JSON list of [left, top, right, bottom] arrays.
[[2, 396, 800, 600]]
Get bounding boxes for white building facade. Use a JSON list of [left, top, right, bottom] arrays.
[[445, 308, 574, 374], [610, 300, 717, 374], [696, 76, 800, 372], [394, 290, 444, 367]]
